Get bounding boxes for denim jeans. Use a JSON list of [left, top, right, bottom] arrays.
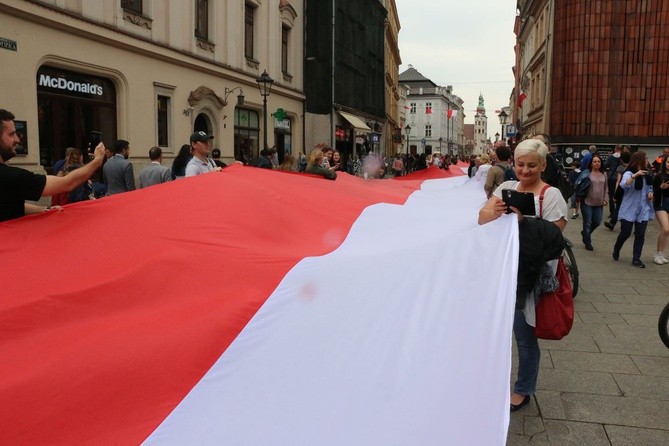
[[614, 220, 649, 262], [581, 203, 603, 245], [513, 309, 540, 395]]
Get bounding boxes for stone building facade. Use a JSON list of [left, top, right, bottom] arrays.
[[515, 0, 669, 163], [1, 0, 304, 173]]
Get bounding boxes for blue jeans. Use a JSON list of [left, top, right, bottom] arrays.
[[581, 203, 603, 245], [614, 220, 648, 262], [513, 309, 540, 395]]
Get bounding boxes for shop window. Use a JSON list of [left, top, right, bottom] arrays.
[[235, 108, 260, 164], [122, 0, 142, 14], [195, 0, 209, 41], [245, 3, 255, 60]]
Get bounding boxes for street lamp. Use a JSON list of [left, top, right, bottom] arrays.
[[438, 137, 443, 153], [405, 125, 412, 155], [498, 109, 508, 144], [495, 132, 500, 142], [256, 70, 274, 153]]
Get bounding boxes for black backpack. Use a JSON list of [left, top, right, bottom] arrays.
[[605, 155, 621, 181], [542, 153, 561, 187], [542, 153, 574, 200], [504, 165, 517, 181]]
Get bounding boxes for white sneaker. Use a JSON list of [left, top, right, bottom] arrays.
[[662, 253, 669, 264], [654, 252, 665, 265]]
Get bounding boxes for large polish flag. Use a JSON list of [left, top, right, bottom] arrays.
[[0, 164, 517, 445]]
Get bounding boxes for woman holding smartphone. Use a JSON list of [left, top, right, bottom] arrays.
[[479, 138, 568, 412]]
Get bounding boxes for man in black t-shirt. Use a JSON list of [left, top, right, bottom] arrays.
[[0, 109, 106, 222]]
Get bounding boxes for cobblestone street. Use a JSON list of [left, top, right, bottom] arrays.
[[507, 214, 669, 445]]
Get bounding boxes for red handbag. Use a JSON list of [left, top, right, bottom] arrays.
[[534, 257, 574, 340], [534, 185, 574, 340]]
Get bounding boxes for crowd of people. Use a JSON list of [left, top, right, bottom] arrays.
[[5, 106, 669, 419], [570, 144, 669, 267]]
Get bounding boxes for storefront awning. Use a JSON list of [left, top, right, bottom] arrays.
[[338, 111, 371, 132]]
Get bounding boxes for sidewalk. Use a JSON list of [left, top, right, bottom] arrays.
[[507, 214, 669, 445]]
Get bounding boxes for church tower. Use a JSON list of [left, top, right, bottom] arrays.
[[474, 93, 488, 155]]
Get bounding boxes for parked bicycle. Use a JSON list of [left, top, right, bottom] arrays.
[[659, 301, 669, 349], [562, 237, 579, 298]]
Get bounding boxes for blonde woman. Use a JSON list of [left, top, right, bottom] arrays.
[[305, 149, 336, 180], [479, 138, 568, 412], [278, 153, 295, 171], [474, 153, 492, 182]]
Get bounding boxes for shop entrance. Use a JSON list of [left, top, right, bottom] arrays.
[[37, 66, 116, 172]]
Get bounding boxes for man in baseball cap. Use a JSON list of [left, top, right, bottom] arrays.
[[189, 131, 214, 144], [185, 131, 221, 177]]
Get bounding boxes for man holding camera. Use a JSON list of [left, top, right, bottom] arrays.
[[0, 108, 106, 222]]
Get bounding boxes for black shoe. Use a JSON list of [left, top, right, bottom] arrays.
[[510, 395, 531, 412], [632, 260, 646, 268], [585, 244, 594, 251], [612, 251, 619, 261], [604, 222, 614, 231]]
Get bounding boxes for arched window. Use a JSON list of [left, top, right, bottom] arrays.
[[194, 113, 211, 134]]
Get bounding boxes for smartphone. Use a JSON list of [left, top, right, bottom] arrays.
[[502, 189, 536, 216], [89, 131, 102, 150]]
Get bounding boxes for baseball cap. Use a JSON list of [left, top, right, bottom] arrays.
[[211, 148, 221, 158], [190, 131, 214, 143]]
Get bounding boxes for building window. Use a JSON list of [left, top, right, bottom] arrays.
[[157, 96, 170, 147], [195, 0, 209, 40], [410, 102, 416, 114], [121, 0, 142, 14], [281, 26, 289, 74], [154, 82, 175, 149], [425, 124, 432, 137], [245, 3, 255, 60], [425, 102, 432, 114]]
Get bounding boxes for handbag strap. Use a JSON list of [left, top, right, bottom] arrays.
[[539, 184, 551, 218]]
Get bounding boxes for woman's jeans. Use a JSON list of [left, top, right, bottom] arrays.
[[581, 203, 603, 245], [614, 220, 649, 262], [513, 309, 540, 395]]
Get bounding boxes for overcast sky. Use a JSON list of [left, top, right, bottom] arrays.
[[395, 0, 518, 134]]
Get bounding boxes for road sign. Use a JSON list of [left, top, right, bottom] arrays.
[[506, 124, 517, 137]]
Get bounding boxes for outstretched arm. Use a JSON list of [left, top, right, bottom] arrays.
[[42, 144, 105, 196]]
